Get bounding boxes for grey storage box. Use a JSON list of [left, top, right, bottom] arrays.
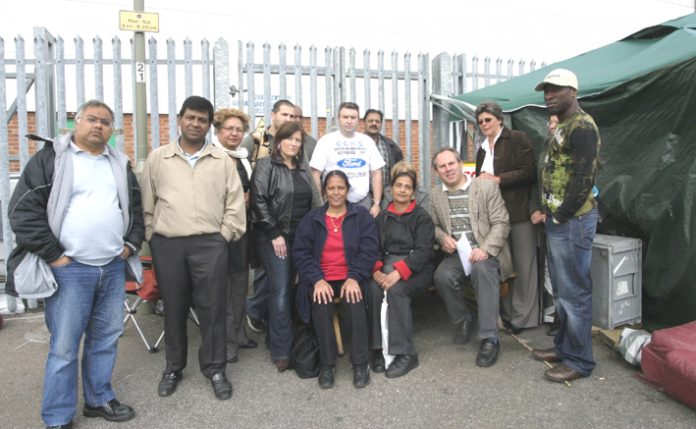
[[591, 234, 642, 329]]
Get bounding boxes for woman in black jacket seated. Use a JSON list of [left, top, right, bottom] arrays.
[[293, 171, 379, 389], [250, 121, 320, 372], [367, 161, 435, 378]]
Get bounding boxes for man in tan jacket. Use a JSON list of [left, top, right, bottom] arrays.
[[430, 148, 511, 368], [140, 96, 245, 401]]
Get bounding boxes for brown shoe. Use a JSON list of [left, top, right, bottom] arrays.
[[544, 364, 586, 383], [531, 347, 560, 363]]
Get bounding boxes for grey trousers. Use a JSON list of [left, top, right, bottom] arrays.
[[433, 253, 500, 340], [366, 265, 434, 356], [226, 233, 251, 360], [501, 221, 540, 328]]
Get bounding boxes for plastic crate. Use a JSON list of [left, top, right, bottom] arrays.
[[591, 234, 642, 329]]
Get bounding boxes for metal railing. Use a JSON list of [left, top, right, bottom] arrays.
[[0, 27, 542, 305]]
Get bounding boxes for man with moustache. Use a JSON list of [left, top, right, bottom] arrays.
[[363, 109, 403, 210], [140, 96, 246, 400], [7, 100, 144, 428]]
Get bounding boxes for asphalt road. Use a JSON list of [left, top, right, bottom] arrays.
[[1, 292, 694, 429]]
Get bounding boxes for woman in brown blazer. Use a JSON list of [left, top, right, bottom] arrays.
[[474, 101, 539, 333]]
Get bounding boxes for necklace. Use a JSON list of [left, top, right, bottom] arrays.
[[327, 214, 344, 233]]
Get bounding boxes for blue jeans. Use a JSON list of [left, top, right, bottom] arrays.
[[256, 234, 294, 361], [245, 267, 269, 322], [545, 208, 598, 376], [42, 257, 126, 426]]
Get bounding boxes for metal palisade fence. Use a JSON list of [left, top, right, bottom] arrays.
[[0, 27, 542, 305]]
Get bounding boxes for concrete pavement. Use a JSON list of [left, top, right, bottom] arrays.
[[1, 292, 694, 429]]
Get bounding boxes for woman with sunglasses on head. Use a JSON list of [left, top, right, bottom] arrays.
[[250, 121, 322, 372], [474, 101, 538, 335]]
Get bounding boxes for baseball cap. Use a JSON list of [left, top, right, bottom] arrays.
[[534, 69, 578, 91]]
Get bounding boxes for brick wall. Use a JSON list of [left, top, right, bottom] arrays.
[[7, 113, 426, 177]]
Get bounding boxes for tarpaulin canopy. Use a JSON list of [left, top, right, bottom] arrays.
[[436, 13, 696, 328]]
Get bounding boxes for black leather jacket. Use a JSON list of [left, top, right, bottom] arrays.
[[250, 155, 316, 239]]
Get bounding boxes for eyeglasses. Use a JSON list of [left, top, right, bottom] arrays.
[[478, 117, 494, 125], [220, 126, 244, 133], [82, 115, 113, 128]]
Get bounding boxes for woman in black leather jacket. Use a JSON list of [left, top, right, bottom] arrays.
[[250, 121, 320, 372]]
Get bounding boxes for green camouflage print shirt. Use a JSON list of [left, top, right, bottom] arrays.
[[540, 108, 600, 223]]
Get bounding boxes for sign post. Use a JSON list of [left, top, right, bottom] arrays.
[[119, 3, 159, 171]]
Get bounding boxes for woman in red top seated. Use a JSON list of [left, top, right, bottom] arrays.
[[293, 170, 379, 390], [367, 161, 435, 378]]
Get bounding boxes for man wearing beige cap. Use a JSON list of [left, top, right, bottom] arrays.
[[530, 69, 601, 383]]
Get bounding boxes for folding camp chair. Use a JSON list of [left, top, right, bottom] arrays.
[[124, 256, 201, 353], [124, 257, 162, 352]]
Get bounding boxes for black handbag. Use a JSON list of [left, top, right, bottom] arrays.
[[289, 323, 320, 378]]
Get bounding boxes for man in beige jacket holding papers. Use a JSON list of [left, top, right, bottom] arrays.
[[430, 148, 512, 368]]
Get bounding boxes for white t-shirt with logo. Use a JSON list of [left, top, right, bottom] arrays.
[[310, 130, 386, 203]]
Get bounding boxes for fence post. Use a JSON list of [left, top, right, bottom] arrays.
[[309, 46, 318, 138], [0, 36, 14, 306], [167, 39, 177, 144], [263, 42, 271, 127], [93, 36, 104, 102], [15, 36, 29, 169], [113, 37, 124, 152], [214, 38, 230, 109], [279, 43, 287, 100], [55, 37, 67, 134], [34, 27, 57, 140], [419, 53, 431, 189], [246, 42, 256, 125], [363, 49, 371, 110], [390, 51, 399, 143], [148, 37, 160, 149], [202, 39, 211, 101], [431, 52, 452, 156]]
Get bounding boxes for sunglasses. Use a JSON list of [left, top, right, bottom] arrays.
[[478, 117, 494, 125]]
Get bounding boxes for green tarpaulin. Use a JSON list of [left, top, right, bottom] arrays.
[[439, 13, 696, 328]]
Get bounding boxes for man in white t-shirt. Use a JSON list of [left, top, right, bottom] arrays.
[[310, 102, 385, 217]]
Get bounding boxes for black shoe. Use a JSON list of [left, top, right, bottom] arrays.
[[371, 351, 386, 373], [158, 371, 182, 397], [547, 322, 560, 337], [46, 423, 72, 429], [503, 319, 524, 335], [318, 366, 335, 389], [239, 339, 258, 349], [353, 364, 370, 388], [246, 315, 266, 333], [453, 320, 473, 345], [385, 354, 419, 378], [475, 338, 500, 367], [211, 372, 233, 400], [83, 399, 135, 422]]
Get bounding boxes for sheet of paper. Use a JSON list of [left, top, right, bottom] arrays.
[[456, 235, 473, 276]]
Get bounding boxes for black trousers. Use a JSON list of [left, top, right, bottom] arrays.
[[150, 233, 229, 378], [366, 264, 433, 356], [311, 280, 369, 368]]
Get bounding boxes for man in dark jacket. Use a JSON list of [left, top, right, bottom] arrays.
[[7, 100, 144, 429], [363, 109, 404, 209]]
